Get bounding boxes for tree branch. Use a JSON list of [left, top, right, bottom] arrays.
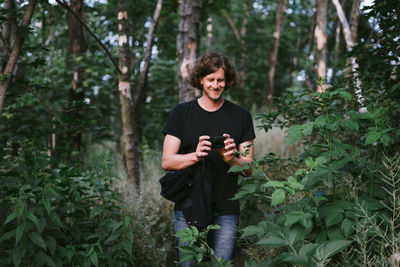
[[16, 82, 68, 130], [54, 0, 121, 74]]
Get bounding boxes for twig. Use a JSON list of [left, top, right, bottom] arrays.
[[54, 0, 122, 74], [16, 82, 68, 130]]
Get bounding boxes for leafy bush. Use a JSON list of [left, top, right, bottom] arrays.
[[236, 83, 400, 266], [0, 141, 135, 266]]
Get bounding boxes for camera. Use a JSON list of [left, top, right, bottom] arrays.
[[209, 136, 225, 149]]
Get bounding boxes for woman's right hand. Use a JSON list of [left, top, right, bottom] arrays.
[[195, 135, 211, 161]]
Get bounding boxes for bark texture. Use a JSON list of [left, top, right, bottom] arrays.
[[1, 0, 17, 72], [266, 0, 288, 105], [133, 0, 163, 144], [177, 0, 202, 103], [117, 0, 140, 190], [314, 0, 329, 92], [0, 0, 37, 118], [332, 0, 365, 110], [66, 0, 87, 150]]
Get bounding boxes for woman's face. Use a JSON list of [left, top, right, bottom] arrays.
[[199, 68, 226, 102]]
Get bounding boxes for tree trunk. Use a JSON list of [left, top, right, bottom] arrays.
[[65, 0, 87, 151], [266, 0, 288, 105], [0, 0, 37, 118], [304, 2, 318, 91], [350, 0, 361, 42], [117, 0, 140, 191], [332, 0, 365, 110], [314, 0, 329, 92], [206, 16, 213, 49], [1, 0, 17, 73], [332, 0, 345, 83], [177, 0, 202, 103], [133, 0, 163, 144], [289, 37, 301, 87]]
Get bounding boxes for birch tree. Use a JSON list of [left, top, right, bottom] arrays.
[[314, 0, 329, 92], [177, 0, 202, 103], [133, 0, 163, 144], [332, 0, 365, 110], [117, 0, 140, 190], [266, 0, 288, 105]]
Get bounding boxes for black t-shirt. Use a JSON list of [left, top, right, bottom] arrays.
[[162, 99, 256, 215]]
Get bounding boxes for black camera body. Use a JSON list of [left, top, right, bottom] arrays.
[[209, 136, 225, 149]]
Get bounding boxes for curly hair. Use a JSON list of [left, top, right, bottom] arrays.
[[190, 52, 237, 90]]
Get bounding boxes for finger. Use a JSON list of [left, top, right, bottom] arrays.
[[199, 135, 210, 141], [223, 133, 230, 139]]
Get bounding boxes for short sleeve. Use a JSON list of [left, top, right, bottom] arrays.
[[240, 110, 256, 144], [162, 104, 184, 140]]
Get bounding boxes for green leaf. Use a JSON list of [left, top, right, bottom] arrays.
[[314, 156, 328, 166], [122, 238, 132, 256], [365, 131, 381, 145], [89, 206, 103, 220], [256, 235, 288, 248], [0, 230, 15, 243], [90, 252, 98, 267], [240, 225, 264, 239], [325, 211, 343, 227], [288, 225, 305, 246], [282, 253, 308, 265], [4, 212, 17, 226], [0, 74, 9, 81], [37, 217, 47, 234], [126, 229, 134, 243], [299, 243, 319, 256], [195, 253, 203, 263], [110, 221, 124, 232], [316, 240, 352, 260], [13, 245, 26, 267], [42, 199, 51, 215], [36, 251, 56, 267], [303, 122, 314, 136], [105, 232, 120, 244], [342, 119, 359, 130], [30, 232, 47, 250], [228, 163, 250, 173], [286, 125, 303, 145], [288, 180, 304, 190], [16, 225, 24, 244], [45, 236, 57, 256], [271, 189, 286, 206], [50, 212, 63, 228], [338, 91, 352, 100], [327, 227, 345, 240], [27, 212, 39, 229], [125, 215, 130, 227], [341, 218, 356, 237]]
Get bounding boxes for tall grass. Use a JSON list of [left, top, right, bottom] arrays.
[[253, 121, 303, 159], [86, 142, 176, 266]]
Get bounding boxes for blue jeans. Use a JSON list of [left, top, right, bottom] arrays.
[[174, 210, 239, 267]]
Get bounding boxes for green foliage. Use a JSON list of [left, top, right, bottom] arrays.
[[176, 225, 233, 267], [0, 142, 135, 266]]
